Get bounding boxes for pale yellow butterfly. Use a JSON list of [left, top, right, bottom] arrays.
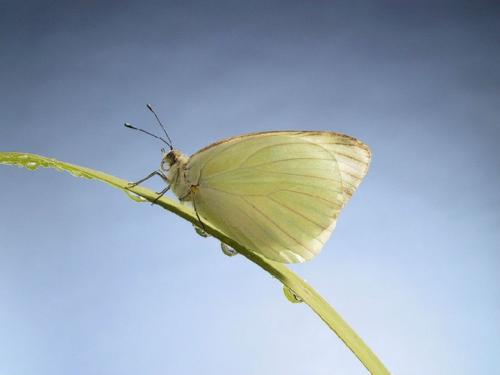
[[126, 106, 371, 263]]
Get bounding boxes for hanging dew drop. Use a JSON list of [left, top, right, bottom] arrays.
[[220, 242, 238, 257], [25, 161, 38, 170], [125, 191, 147, 202], [283, 286, 303, 303], [68, 170, 91, 179], [193, 225, 209, 237]]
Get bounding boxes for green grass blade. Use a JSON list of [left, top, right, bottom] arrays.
[[0, 152, 390, 374]]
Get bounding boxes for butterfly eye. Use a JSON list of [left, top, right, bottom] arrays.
[[161, 160, 170, 172]]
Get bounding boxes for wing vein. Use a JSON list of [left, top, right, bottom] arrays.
[[254, 170, 341, 182], [203, 157, 335, 180], [272, 189, 341, 209], [237, 142, 327, 168], [240, 196, 316, 257], [268, 196, 329, 234], [202, 180, 341, 196]]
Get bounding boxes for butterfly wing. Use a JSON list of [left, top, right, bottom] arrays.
[[187, 131, 371, 263]]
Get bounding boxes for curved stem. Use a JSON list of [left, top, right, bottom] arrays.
[[0, 152, 390, 374]]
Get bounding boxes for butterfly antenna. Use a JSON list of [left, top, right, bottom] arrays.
[[146, 104, 173, 150], [124, 122, 172, 148]]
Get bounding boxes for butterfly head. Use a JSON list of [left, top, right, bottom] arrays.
[[160, 149, 187, 172]]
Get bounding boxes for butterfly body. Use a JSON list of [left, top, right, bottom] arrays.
[[161, 150, 192, 201], [159, 131, 371, 264]]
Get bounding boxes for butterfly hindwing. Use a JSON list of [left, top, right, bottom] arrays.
[[187, 131, 370, 263]]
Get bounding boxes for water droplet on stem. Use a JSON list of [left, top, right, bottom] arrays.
[[193, 225, 208, 237], [125, 191, 147, 202], [220, 242, 238, 257], [25, 161, 38, 170], [283, 286, 303, 303]]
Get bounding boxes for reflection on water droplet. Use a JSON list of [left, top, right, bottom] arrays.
[[283, 286, 303, 303], [125, 191, 147, 202], [193, 225, 209, 237], [18, 154, 29, 159], [25, 161, 38, 170], [220, 242, 238, 257]]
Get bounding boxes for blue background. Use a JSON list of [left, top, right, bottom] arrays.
[[0, 1, 498, 374]]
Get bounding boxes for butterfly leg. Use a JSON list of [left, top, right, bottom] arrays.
[[151, 184, 171, 205], [191, 191, 207, 232], [128, 170, 168, 188]]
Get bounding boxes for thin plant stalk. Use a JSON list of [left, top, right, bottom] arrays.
[[0, 152, 390, 374]]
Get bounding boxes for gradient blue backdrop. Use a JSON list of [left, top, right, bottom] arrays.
[[1, 1, 498, 374]]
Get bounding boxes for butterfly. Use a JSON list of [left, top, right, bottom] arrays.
[[126, 106, 371, 263]]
